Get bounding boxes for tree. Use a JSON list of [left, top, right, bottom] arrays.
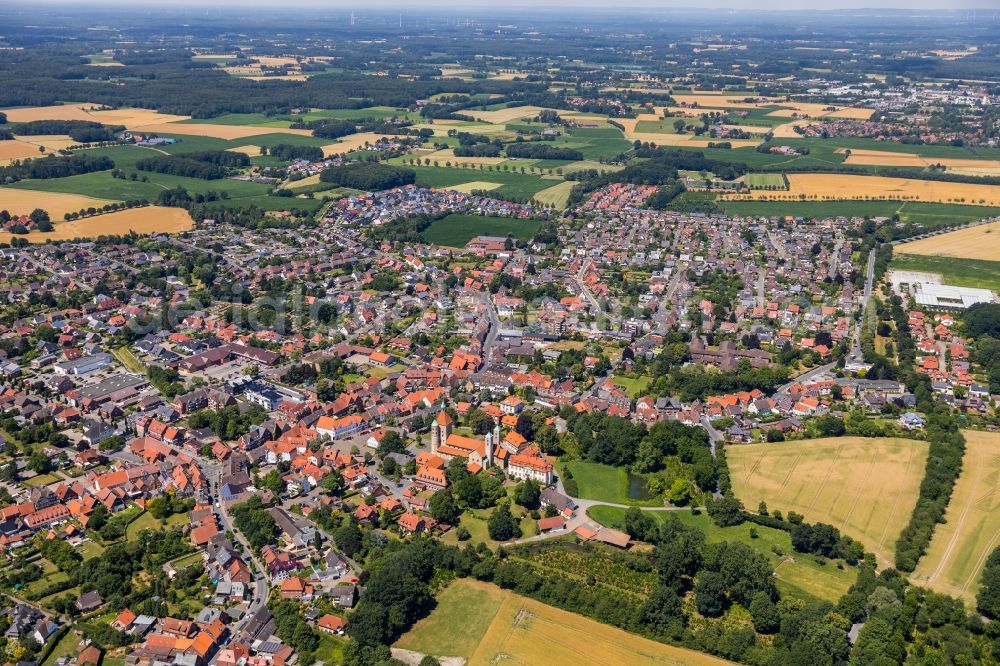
[[334, 520, 363, 557], [428, 488, 461, 524], [695, 571, 729, 616], [749, 592, 780, 633], [487, 501, 521, 541], [665, 478, 692, 505], [512, 479, 540, 509], [639, 585, 685, 636], [320, 469, 343, 495], [707, 496, 745, 527], [623, 507, 658, 543], [377, 430, 406, 457], [978, 545, 1000, 619]]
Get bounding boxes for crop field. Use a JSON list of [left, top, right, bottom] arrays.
[[409, 165, 555, 200], [0, 186, 115, 218], [444, 181, 502, 193], [396, 579, 736, 666], [728, 173, 1000, 206], [841, 148, 1000, 172], [744, 173, 787, 189], [727, 437, 929, 566], [2, 104, 190, 128], [0, 139, 59, 163], [321, 132, 394, 156], [889, 253, 1000, 292], [0, 206, 192, 244], [421, 213, 542, 247], [910, 431, 1000, 605], [464, 105, 546, 123], [533, 180, 576, 209], [895, 221, 1000, 261], [588, 506, 856, 603]]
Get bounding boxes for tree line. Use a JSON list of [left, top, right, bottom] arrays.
[[0, 153, 114, 184], [136, 150, 250, 179], [319, 162, 415, 190]]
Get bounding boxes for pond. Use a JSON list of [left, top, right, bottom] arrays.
[[627, 472, 653, 501]]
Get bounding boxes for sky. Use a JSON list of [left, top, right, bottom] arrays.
[[48, 0, 1000, 9]]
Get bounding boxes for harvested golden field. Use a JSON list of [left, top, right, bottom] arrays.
[[0, 206, 192, 244], [728, 437, 929, 566], [229, 145, 266, 156], [464, 105, 545, 123], [0, 140, 63, 164], [0, 187, 115, 218], [2, 104, 190, 128], [2, 103, 106, 123], [765, 103, 873, 119], [896, 222, 1000, 262], [445, 181, 502, 193], [841, 149, 1000, 174], [243, 75, 309, 82], [287, 174, 322, 189], [771, 120, 819, 138], [423, 148, 507, 166], [396, 579, 736, 666], [726, 173, 1000, 206], [911, 431, 1000, 605], [671, 94, 766, 108], [321, 132, 391, 156]]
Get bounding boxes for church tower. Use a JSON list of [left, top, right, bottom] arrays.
[[432, 409, 453, 454]]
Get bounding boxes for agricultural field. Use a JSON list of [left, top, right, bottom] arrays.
[[587, 506, 857, 603], [841, 148, 1000, 174], [420, 213, 543, 247], [0, 187, 114, 218], [0, 206, 192, 244], [889, 254, 1000, 292], [911, 431, 1000, 605], [8, 145, 321, 213], [727, 437, 929, 566], [1, 104, 189, 127], [744, 173, 787, 189], [443, 181, 502, 193], [395, 579, 736, 666], [895, 221, 1000, 261], [726, 173, 1000, 206], [533, 180, 576, 209]]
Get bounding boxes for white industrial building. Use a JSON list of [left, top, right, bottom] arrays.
[[912, 282, 996, 310]]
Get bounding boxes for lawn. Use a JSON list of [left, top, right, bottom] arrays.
[[23, 473, 60, 487], [611, 374, 653, 398], [421, 213, 543, 247], [42, 629, 79, 666], [560, 460, 662, 507], [396, 578, 737, 666], [890, 253, 1000, 292], [587, 506, 856, 604], [314, 634, 347, 664], [77, 540, 104, 560], [395, 579, 508, 657], [727, 437, 929, 567], [910, 431, 1000, 606], [440, 505, 537, 548]]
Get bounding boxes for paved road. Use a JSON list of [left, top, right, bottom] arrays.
[[775, 361, 837, 397]]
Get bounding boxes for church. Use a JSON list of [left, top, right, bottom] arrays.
[[430, 410, 553, 484]]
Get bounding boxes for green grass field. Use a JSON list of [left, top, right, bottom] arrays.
[[586, 506, 856, 604], [9, 145, 323, 213], [611, 374, 653, 398], [745, 173, 787, 189], [421, 213, 543, 247], [561, 461, 661, 507], [409, 165, 555, 200], [395, 579, 509, 657], [890, 253, 1000, 292]]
